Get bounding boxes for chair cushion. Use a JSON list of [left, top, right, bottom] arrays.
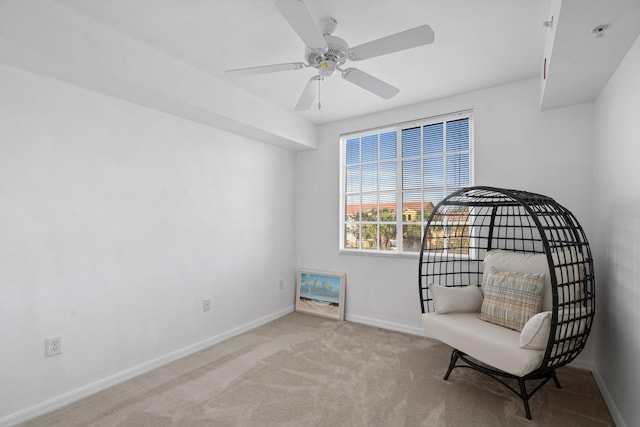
[[429, 284, 483, 314], [480, 268, 545, 331], [422, 312, 545, 377]]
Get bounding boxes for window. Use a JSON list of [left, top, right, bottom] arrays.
[[340, 110, 473, 254]]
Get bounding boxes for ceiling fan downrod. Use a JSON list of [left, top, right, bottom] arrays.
[[317, 75, 322, 110]]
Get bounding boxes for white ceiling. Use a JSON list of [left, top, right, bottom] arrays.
[[48, 0, 551, 124], [541, 0, 640, 110], [1, 0, 639, 138]]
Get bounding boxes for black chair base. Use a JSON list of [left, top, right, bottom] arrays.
[[444, 349, 561, 420]]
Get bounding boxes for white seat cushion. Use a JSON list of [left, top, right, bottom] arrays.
[[422, 312, 545, 377]]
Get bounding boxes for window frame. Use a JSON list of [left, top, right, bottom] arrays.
[[339, 110, 474, 256]]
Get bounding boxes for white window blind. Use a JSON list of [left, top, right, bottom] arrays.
[[340, 110, 473, 254]]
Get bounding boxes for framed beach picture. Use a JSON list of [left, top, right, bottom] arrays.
[[296, 269, 346, 321]]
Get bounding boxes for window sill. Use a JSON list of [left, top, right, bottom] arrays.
[[339, 249, 420, 259]]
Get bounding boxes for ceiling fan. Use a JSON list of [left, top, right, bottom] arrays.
[[224, 0, 435, 111]]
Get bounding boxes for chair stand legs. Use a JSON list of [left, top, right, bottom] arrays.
[[441, 350, 561, 420], [552, 372, 562, 389], [518, 379, 532, 420], [444, 349, 459, 380]]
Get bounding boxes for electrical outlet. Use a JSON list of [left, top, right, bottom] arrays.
[[279, 280, 284, 290], [203, 298, 211, 312], [45, 336, 62, 357]]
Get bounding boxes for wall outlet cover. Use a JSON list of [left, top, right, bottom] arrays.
[[45, 336, 62, 357]]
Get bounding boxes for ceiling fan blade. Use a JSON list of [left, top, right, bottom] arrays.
[[275, 0, 328, 51], [341, 68, 399, 99], [225, 62, 306, 78], [295, 76, 321, 111], [349, 24, 435, 61]]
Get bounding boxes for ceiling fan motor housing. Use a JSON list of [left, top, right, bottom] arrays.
[[305, 34, 349, 74]]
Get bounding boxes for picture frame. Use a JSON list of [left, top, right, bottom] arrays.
[[295, 269, 346, 321]]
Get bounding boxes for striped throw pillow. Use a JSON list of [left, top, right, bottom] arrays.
[[480, 267, 545, 331]]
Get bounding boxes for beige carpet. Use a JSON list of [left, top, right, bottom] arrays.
[[23, 313, 613, 426]]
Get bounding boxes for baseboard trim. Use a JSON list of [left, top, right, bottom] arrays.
[[346, 313, 431, 338], [567, 358, 593, 371], [551, 357, 624, 426], [590, 367, 626, 427], [0, 306, 294, 427]]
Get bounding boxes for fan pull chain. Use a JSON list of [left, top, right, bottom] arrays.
[[317, 77, 322, 110]]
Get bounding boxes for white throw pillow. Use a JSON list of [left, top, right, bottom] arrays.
[[520, 311, 552, 349], [429, 284, 483, 314], [520, 307, 592, 350]]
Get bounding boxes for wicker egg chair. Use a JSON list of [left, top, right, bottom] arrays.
[[418, 186, 595, 419]]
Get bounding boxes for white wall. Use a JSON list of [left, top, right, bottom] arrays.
[[0, 64, 297, 423], [592, 33, 640, 427], [296, 77, 595, 343]]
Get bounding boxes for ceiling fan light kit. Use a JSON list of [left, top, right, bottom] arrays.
[[225, 0, 434, 111]]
